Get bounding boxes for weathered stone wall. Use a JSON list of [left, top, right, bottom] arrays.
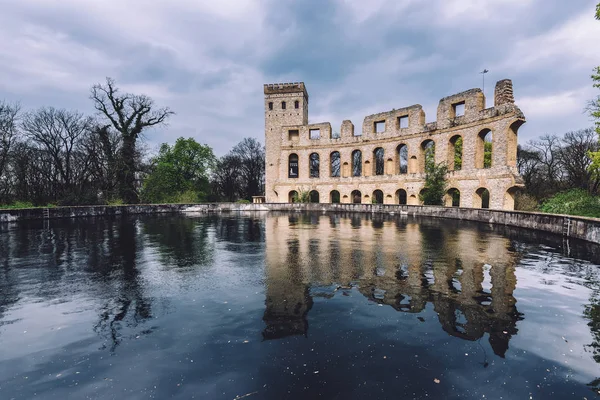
[[2, 203, 600, 245], [264, 80, 525, 210]]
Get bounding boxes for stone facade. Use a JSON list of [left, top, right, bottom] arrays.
[[264, 80, 526, 210]]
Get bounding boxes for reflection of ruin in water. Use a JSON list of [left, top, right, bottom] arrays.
[[263, 213, 523, 357]]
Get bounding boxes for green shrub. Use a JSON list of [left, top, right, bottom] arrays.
[[540, 189, 600, 218], [107, 198, 124, 206], [420, 162, 448, 206], [0, 201, 35, 209], [175, 190, 201, 204], [236, 199, 251, 204]]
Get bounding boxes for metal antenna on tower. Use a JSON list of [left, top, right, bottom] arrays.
[[480, 69, 489, 94]]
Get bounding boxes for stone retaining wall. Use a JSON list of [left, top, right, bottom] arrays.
[[1, 203, 600, 245]]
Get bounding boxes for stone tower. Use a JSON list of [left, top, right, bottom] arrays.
[[264, 83, 309, 202]]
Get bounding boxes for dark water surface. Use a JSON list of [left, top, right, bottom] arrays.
[[1, 212, 600, 399]]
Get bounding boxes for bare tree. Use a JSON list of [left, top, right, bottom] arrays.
[[230, 137, 265, 200], [558, 128, 600, 193], [212, 154, 242, 201], [90, 77, 174, 204], [0, 101, 20, 186], [21, 107, 93, 203]]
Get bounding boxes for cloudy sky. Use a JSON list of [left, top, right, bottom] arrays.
[[1, 0, 599, 155]]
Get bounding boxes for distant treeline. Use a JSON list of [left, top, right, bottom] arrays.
[[0, 78, 264, 208]]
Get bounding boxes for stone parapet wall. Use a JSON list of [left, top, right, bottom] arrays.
[[1, 203, 600, 245]]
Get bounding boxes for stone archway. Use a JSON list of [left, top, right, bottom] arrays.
[[474, 187, 490, 209], [446, 188, 460, 207], [288, 190, 298, 203]]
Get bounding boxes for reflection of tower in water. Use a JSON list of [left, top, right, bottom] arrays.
[[263, 214, 523, 355], [262, 215, 313, 340]]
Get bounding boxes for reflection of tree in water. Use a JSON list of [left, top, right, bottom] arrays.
[[215, 215, 264, 249], [141, 215, 214, 268], [0, 217, 155, 352], [0, 228, 20, 328], [91, 217, 153, 353]]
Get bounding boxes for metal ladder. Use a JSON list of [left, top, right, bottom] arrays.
[[562, 217, 571, 257], [562, 217, 571, 237]]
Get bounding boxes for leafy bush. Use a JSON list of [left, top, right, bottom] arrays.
[[540, 189, 600, 217], [236, 199, 251, 204], [420, 162, 448, 206], [292, 188, 311, 203]]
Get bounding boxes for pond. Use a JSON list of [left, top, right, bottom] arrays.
[[0, 212, 600, 399]]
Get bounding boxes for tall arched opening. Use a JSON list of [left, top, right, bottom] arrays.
[[352, 150, 362, 177], [330, 151, 341, 177], [507, 121, 523, 167], [373, 148, 385, 176], [421, 140, 435, 173], [476, 129, 493, 169], [351, 190, 362, 204], [448, 135, 463, 171], [397, 144, 408, 174], [288, 154, 299, 178], [309, 153, 320, 178]]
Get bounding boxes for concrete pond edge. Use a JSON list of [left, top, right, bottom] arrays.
[[1, 202, 599, 245]]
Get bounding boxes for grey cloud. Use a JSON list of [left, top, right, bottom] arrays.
[[0, 0, 598, 155]]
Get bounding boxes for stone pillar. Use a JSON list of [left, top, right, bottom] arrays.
[[494, 80, 514, 107]]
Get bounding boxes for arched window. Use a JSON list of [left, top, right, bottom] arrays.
[[309, 153, 320, 178], [421, 140, 435, 173], [309, 190, 320, 203], [474, 187, 490, 209], [330, 190, 340, 204], [281, 101, 286, 110], [352, 150, 362, 177], [289, 191, 298, 203], [268, 102, 273, 110], [373, 148, 384, 175], [351, 190, 362, 204], [373, 190, 384, 204], [449, 135, 463, 171], [476, 129, 493, 169], [446, 188, 460, 207], [294, 100, 299, 109], [397, 144, 408, 174], [396, 189, 407, 205], [288, 154, 298, 178], [330, 151, 341, 177]]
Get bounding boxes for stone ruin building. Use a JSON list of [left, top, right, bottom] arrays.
[[264, 79, 525, 210]]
